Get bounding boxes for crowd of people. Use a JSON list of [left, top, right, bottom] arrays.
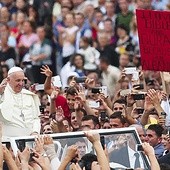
[[1, 0, 170, 170]]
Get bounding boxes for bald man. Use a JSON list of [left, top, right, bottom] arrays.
[[130, 124, 147, 143], [0, 67, 40, 138]]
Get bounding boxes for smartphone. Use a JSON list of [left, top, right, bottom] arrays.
[[52, 75, 62, 87], [91, 88, 100, 94], [29, 152, 36, 162], [16, 140, 25, 152], [101, 86, 108, 97], [132, 71, 139, 81], [74, 77, 87, 83], [133, 84, 144, 90], [88, 101, 100, 108], [35, 84, 44, 91], [100, 111, 107, 122], [39, 106, 45, 114], [132, 93, 145, 100], [136, 144, 143, 152], [136, 108, 144, 114], [100, 136, 105, 150], [124, 67, 136, 74]]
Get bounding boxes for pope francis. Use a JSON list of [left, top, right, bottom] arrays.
[[0, 67, 41, 138]]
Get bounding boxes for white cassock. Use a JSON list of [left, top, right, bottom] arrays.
[[0, 84, 41, 138]]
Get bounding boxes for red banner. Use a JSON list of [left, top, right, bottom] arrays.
[[136, 9, 170, 71]]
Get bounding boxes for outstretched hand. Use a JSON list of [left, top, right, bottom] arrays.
[[40, 65, 52, 77]]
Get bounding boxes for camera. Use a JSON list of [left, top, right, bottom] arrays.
[[35, 84, 44, 91], [52, 76, 62, 87], [88, 101, 100, 108], [136, 108, 144, 114], [132, 93, 145, 100], [91, 86, 107, 97], [74, 77, 87, 83], [133, 84, 144, 90], [100, 111, 107, 122], [39, 106, 45, 114]]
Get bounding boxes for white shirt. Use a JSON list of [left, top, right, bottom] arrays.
[[128, 146, 144, 169], [62, 26, 78, 57], [78, 46, 100, 66], [101, 65, 121, 97]]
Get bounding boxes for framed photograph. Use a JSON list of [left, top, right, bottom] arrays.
[[8, 127, 150, 169]]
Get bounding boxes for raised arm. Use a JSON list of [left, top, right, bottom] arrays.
[[85, 131, 110, 170], [40, 65, 53, 95]]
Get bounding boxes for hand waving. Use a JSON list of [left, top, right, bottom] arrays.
[[40, 65, 52, 77]]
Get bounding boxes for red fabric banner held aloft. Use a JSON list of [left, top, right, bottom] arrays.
[[136, 9, 170, 71]]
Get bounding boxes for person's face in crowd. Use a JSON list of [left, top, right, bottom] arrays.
[[75, 14, 84, 27], [95, 11, 103, 24], [76, 141, 86, 159], [0, 7, 9, 22], [91, 161, 101, 170], [136, 126, 147, 143], [97, 33, 109, 48], [1, 25, 9, 35], [71, 112, 80, 129], [17, 12, 25, 24], [162, 134, 170, 151], [137, 0, 151, 9], [61, 6, 70, 19], [120, 78, 129, 89], [133, 56, 140, 67], [146, 129, 162, 147], [105, 2, 115, 15], [36, 27, 45, 41], [65, 13, 75, 27], [99, 0, 106, 5], [117, 27, 127, 39], [41, 94, 49, 106], [79, 39, 86, 49], [7, 71, 25, 93], [67, 94, 76, 109], [104, 20, 113, 32], [102, 121, 111, 129], [72, 0, 84, 7], [28, 6, 37, 19], [85, 4, 95, 17], [118, 0, 128, 12], [61, 0, 72, 9], [1, 34, 8, 47], [99, 60, 108, 71], [16, 0, 25, 10], [1, 66, 8, 79], [119, 54, 130, 68], [110, 118, 124, 128], [81, 119, 96, 130], [87, 72, 99, 86], [43, 125, 53, 134], [23, 21, 32, 34], [73, 55, 84, 69], [113, 103, 125, 112], [63, 119, 72, 132]]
